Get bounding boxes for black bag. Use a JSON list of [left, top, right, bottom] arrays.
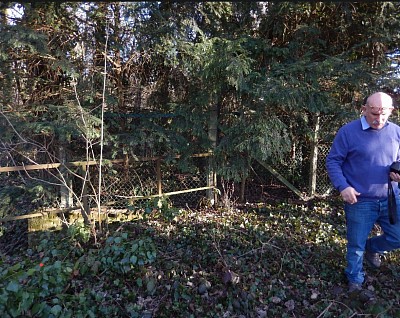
[[388, 162, 400, 225]]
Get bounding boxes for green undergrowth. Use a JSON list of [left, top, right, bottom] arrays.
[[1, 199, 400, 317]]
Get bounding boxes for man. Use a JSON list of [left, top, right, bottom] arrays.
[[326, 92, 400, 294]]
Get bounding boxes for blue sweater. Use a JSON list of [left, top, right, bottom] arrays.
[[326, 117, 400, 200]]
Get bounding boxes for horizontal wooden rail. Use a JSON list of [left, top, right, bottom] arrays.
[[0, 186, 215, 223], [117, 186, 215, 201], [0, 207, 80, 223], [256, 159, 309, 201], [0, 152, 212, 173]]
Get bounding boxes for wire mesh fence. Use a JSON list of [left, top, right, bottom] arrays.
[[0, 147, 336, 223], [0, 155, 213, 223], [83, 157, 210, 210], [0, 128, 341, 224], [316, 144, 335, 195], [242, 114, 339, 201]]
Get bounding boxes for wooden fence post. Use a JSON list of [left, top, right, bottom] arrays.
[[207, 103, 219, 205], [81, 164, 90, 224], [59, 144, 73, 208], [309, 113, 320, 196], [156, 158, 162, 196]]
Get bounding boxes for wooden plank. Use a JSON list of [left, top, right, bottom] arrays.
[[0, 152, 214, 223], [0, 161, 98, 172], [0, 153, 212, 173], [256, 159, 309, 201], [156, 159, 162, 195], [308, 113, 320, 196], [129, 186, 214, 199], [108, 186, 215, 203], [0, 207, 81, 223], [0, 187, 215, 223]]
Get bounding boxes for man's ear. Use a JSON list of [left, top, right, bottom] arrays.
[[361, 105, 367, 114]]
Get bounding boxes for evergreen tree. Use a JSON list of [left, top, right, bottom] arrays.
[[0, 1, 399, 188]]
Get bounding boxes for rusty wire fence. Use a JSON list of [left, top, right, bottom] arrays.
[[240, 114, 348, 200], [4, 112, 400, 224], [242, 150, 332, 203], [0, 150, 337, 222], [0, 113, 344, 224], [74, 149, 334, 211], [0, 154, 214, 223], [83, 156, 210, 211]]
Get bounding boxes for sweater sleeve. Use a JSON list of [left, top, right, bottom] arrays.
[[326, 128, 351, 192]]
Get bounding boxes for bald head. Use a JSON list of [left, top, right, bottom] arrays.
[[365, 92, 393, 109], [362, 92, 394, 129]]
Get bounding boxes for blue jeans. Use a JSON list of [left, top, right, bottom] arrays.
[[344, 198, 400, 284]]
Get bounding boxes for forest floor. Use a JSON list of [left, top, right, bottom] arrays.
[[1, 191, 400, 317]]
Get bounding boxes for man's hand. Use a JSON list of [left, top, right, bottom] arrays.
[[390, 171, 400, 182], [340, 186, 360, 204]]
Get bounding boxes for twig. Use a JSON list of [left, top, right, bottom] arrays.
[[316, 301, 333, 318], [315, 299, 367, 317], [211, 227, 229, 268]]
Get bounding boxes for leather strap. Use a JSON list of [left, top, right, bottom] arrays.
[[388, 175, 397, 225]]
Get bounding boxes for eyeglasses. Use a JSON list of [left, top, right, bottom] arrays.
[[367, 105, 394, 115]]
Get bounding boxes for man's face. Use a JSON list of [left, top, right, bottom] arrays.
[[363, 105, 393, 129]]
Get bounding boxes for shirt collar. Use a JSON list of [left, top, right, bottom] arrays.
[[361, 115, 389, 130], [361, 116, 370, 130]]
